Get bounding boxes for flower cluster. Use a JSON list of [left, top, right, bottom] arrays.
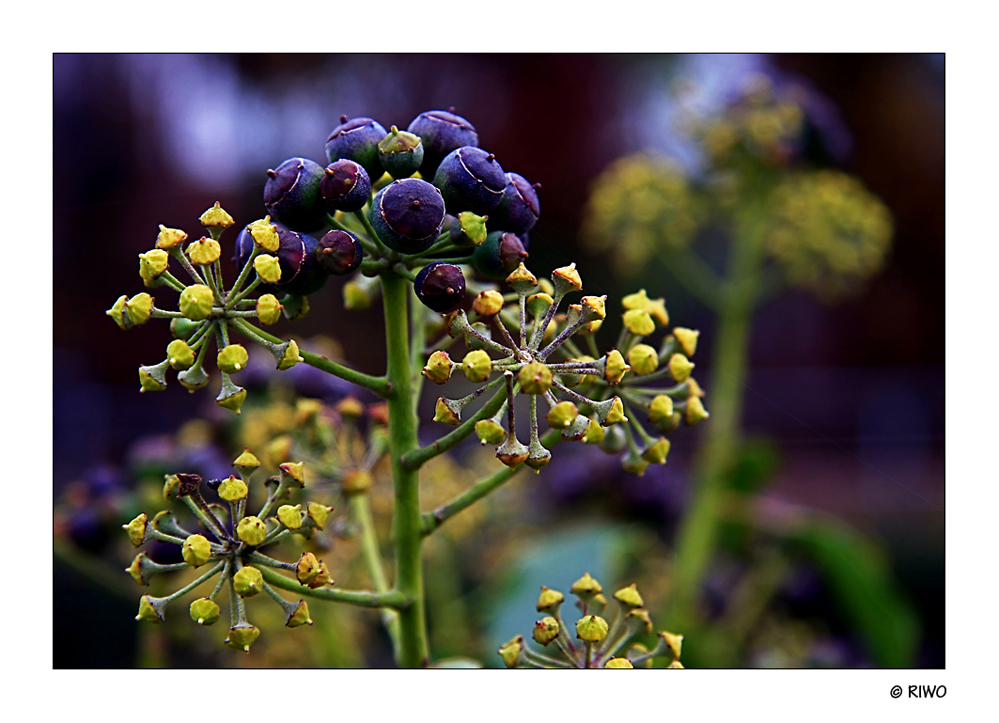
[[123, 452, 335, 653], [499, 572, 684, 668], [424, 263, 707, 474]]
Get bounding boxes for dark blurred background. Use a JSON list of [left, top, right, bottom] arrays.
[[53, 54, 943, 667]]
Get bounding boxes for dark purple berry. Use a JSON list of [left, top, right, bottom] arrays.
[[369, 178, 446, 254], [320, 160, 371, 213], [233, 224, 328, 297], [377, 126, 425, 180], [471, 230, 529, 279], [433, 146, 506, 216], [414, 262, 466, 313], [325, 116, 387, 183], [316, 229, 364, 276], [490, 173, 541, 235], [407, 109, 478, 180], [263, 157, 327, 231]]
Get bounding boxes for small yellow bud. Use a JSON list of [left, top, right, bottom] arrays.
[[225, 623, 260, 653], [138, 364, 168, 393], [125, 293, 154, 326], [342, 469, 373, 494], [286, 600, 313, 627], [217, 475, 248, 502], [217, 344, 249, 374], [123, 513, 147, 547], [461, 349, 493, 383], [582, 417, 606, 444], [649, 395, 675, 427], [472, 289, 505, 317], [646, 297, 669, 327], [687, 376, 705, 398], [673, 327, 699, 357], [496, 437, 529, 468], [581, 295, 607, 321], [546, 401, 578, 429], [280, 461, 306, 487], [434, 397, 461, 426], [247, 216, 280, 252], [642, 438, 671, 465], [256, 294, 283, 325], [498, 635, 524, 668], [527, 292, 554, 319], [200, 201, 235, 229], [106, 295, 130, 329], [623, 308, 655, 336], [254, 254, 282, 284], [190, 597, 221, 626], [277, 504, 303, 530], [628, 343, 659, 375], [179, 284, 215, 321], [571, 572, 603, 599], [216, 381, 247, 414], [533, 617, 560, 647], [506, 262, 538, 292], [156, 224, 188, 250], [165, 339, 195, 370], [685, 395, 710, 426], [537, 586, 565, 613], [423, 350, 455, 384], [126, 553, 151, 586], [233, 566, 263, 597], [138, 249, 170, 285], [187, 237, 222, 265], [277, 340, 303, 371], [669, 353, 695, 382], [475, 419, 507, 445], [627, 608, 653, 635], [552, 263, 582, 294], [307, 501, 333, 530], [603, 397, 627, 426], [561, 356, 596, 387], [613, 584, 644, 609], [236, 516, 267, 546], [519, 362, 553, 395], [576, 615, 609, 643], [135, 595, 164, 624], [659, 630, 684, 660], [307, 561, 334, 589], [296, 552, 321, 586], [622, 289, 650, 310], [605, 658, 634, 668], [182, 534, 212, 568], [604, 350, 630, 385], [233, 448, 260, 469]]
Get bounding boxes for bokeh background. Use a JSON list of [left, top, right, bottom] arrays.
[[53, 53, 944, 668]]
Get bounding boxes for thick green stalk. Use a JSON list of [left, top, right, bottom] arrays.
[[381, 272, 431, 667], [349, 494, 401, 653]]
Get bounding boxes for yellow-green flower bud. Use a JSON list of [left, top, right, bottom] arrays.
[[526, 443, 552, 472], [622, 448, 649, 476], [138, 363, 168, 393], [649, 395, 675, 427], [685, 395, 710, 426], [254, 254, 282, 284], [571, 572, 603, 600], [277, 504, 303, 530], [668, 659, 685, 668], [233, 565, 263, 597], [673, 327, 699, 357], [200, 201, 235, 229], [217, 475, 248, 502], [162, 474, 181, 500], [336, 396, 364, 418], [659, 630, 684, 660], [669, 353, 694, 382], [519, 362, 553, 395], [138, 249, 170, 286], [216, 378, 247, 414], [308, 501, 333, 530], [623, 308, 655, 336], [472, 290, 504, 317], [282, 294, 309, 320], [646, 297, 669, 327], [280, 461, 306, 487], [225, 623, 260, 653], [533, 617, 560, 647], [190, 597, 221, 626], [626, 608, 653, 635], [461, 350, 492, 383], [642, 438, 671, 465], [237, 516, 267, 546], [135, 594, 165, 624], [475, 419, 507, 445], [296, 552, 320, 586], [622, 288, 651, 310], [613, 583, 644, 609], [216, 345, 249, 374], [527, 292, 553, 319], [537, 586, 565, 613], [123, 513, 148, 547], [188, 237, 221, 265], [126, 552, 154, 586], [560, 356, 596, 387], [456, 211, 489, 245], [106, 295, 130, 329], [423, 350, 455, 384], [286, 600, 313, 627], [627, 643, 653, 668], [603, 397, 627, 426], [581, 295, 607, 321], [582, 417, 606, 444], [506, 262, 538, 293], [498, 635, 524, 669], [156, 224, 188, 250], [434, 397, 461, 426], [496, 436, 529, 468], [165, 339, 195, 371], [179, 284, 214, 321], [576, 614, 609, 643], [604, 350, 630, 385], [343, 469, 373, 494], [125, 293, 154, 326], [181, 534, 212, 567], [546, 401, 578, 429], [233, 448, 260, 469], [178, 364, 210, 392], [628, 344, 659, 375], [552, 263, 582, 295], [277, 340, 303, 371], [247, 216, 280, 252], [605, 657, 634, 668], [307, 561, 334, 589], [256, 294, 283, 325]]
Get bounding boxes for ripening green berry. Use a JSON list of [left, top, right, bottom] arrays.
[[190, 597, 221, 626], [649, 395, 675, 428], [256, 294, 283, 325], [518, 362, 553, 395], [277, 504, 303, 530], [613, 584, 644, 609], [135, 595, 165, 624], [307, 502, 333, 530], [217, 475, 248, 502], [254, 254, 282, 284], [604, 350, 630, 385], [225, 623, 260, 653], [247, 216, 280, 252], [123, 513, 148, 547], [179, 284, 215, 321], [423, 350, 455, 385], [461, 350, 492, 383], [237, 516, 267, 546], [546, 401, 578, 429], [217, 345, 249, 374], [277, 340, 303, 371], [628, 344, 659, 376], [576, 615, 609, 643], [642, 438, 671, 465], [536, 586, 565, 613], [673, 327, 700, 357], [571, 572, 602, 601], [187, 237, 222, 265], [182, 534, 212, 567], [125, 293, 154, 326], [156, 224, 188, 250], [668, 353, 695, 382], [286, 600, 313, 627], [498, 635, 524, 669], [533, 617, 560, 647], [138, 249, 169, 285], [165, 339, 195, 370], [623, 308, 655, 336], [233, 566, 263, 597], [475, 419, 507, 446], [605, 658, 634, 668], [685, 395, 710, 426]]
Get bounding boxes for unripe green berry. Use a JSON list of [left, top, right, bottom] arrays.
[[190, 597, 221, 626], [139, 249, 170, 285], [296, 552, 320, 586], [236, 516, 267, 546], [217, 475, 248, 502], [254, 254, 282, 284], [461, 350, 492, 383], [475, 419, 507, 445], [518, 362, 553, 395], [623, 308, 655, 336], [165, 339, 195, 370], [604, 350, 631, 385], [277, 340, 303, 370], [536, 586, 565, 613], [423, 350, 455, 385], [187, 237, 221, 265], [673, 327, 700, 357], [217, 344, 249, 374], [546, 401, 578, 429], [277, 504, 303, 529], [669, 353, 695, 382], [179, 284, 214, 321], [126, 293, 154, 326], [307, 501, 333, 530], [685, 395, 710, 426], [649, 395, 675, 427], [135, 595, 164, 624], [576, 615, 609, 643], [526, 292, 553, 319], [156, 224, 187, 250], [247, 216, 280, 252], [225, 623, 260, 653], [533, 617, 560, 647], [613, 583, 644, 609], [124, 513, 148, 547], [182, 534, 212, 567], [571, 572, 603, 600], [256, 294, 283, 325], [642, 438, 671, 465], [628, 344, 659, 375], [233, 565, 263, 597], [605, 658, 633, 668]]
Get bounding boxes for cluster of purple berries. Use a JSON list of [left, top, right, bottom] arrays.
[[233, 109, 540, 315]]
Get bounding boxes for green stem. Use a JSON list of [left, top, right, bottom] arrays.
[[350, 493, 402, 655], [381, 272, 431, 667], [257, 566, 409, 609]]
